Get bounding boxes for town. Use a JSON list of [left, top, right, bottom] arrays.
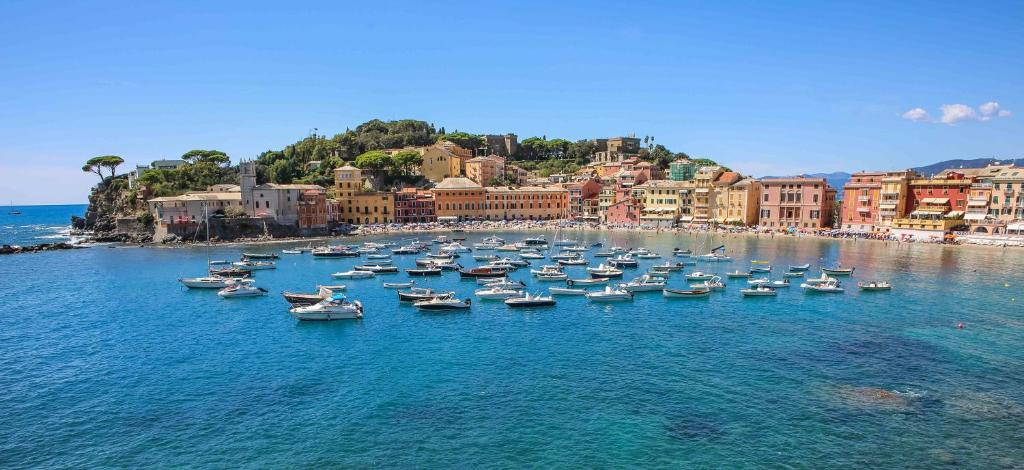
[[128, 133, 1024, 245]]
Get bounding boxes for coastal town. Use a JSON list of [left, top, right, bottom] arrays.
[[134, 133, 1024, 246]]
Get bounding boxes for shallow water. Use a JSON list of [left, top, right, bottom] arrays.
[[1, 227, 1023, 468]]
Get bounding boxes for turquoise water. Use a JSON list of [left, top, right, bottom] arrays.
[[2, 224, 1023, 467], [0, 204, 86, 246]]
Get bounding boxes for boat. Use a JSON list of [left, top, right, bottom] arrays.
[[414, 297, 472, 311], [331, 270, 376, 279], [232, 260, 276, 270], [398, 288, 453, 302], [726, 270, 751, 279], [431, 236, 449, 244], [690, 276, 725, 291], [427, 252, 459, 259], [563, 245, 589, 252], [803, 272, 838, 285], [281, 249, 303, 255], [521, 236, 549, 248], [636, 252, 661, 259], [406, 267, 442, 276], [591, 242, 603, 248], [520, 252, 546, 259], [479, 279, 527, 289], [473, 242, 501, 250], [557, 257, 588, 266], [393, 246, 421, 255], [769, 280, 791, 288], [179, 275, 245, 289], [366, 254, 392, 260], [589, 267, 624, 279], [209, 267, 251, 277], [282, 284, 347, 306], [740, 285, 777, 297], [857, 281, 892, 291], [440, 242, 471, 252], [459, 266, 508, 278], [416, 257, 452, 266], [531, 265, 564, 276], [553, 237, 577, 247], [663, 287, 711, 298], [242, 252, 278, 260], [609, 246, 627, 253], [382, 281, 415, 288], [652, 261, 685, 272], [473, 254, 499, 261], [586, 286, 633, 302], [783, 271, 806, 278], [7, 201, 20, 215], [594, 251, 614, 257], [672, 248, 692, 257], [747, 277, 770, 286], [566, 278, 608, 286], [789, 264, 811, 271], [549, 287, 589, 296], [609, 255, 638, 268], [685, 272, 715, 281], [207, 260, 232, 265], [619, 275, 666, 292], [505, 293, 556, 307], [550, 252, 579, 261], [475, 286, 524, 299], [354, 264, 399, 273], [312, 247, 359, 258], [822, 266, 855, 276], [496, 244, 520, 252], [801, 279, 845, 293], [289, 295, 363, 321], [750, 265, 772, 273], [536, 272, 569, 281], [482, 235, 505, 244], [697, 253, 731, 262], [217, 280, 267, 298]]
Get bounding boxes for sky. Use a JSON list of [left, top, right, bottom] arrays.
[[1, 0, 1022, 204]]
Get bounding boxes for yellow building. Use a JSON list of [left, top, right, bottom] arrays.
[[332, 165, 393, 225], [632, 180, 693, 225], [879, 170, 916, 227], [465, 155, 505, 186], [483, 186, 569, 221], [693, 166, 724, 223]]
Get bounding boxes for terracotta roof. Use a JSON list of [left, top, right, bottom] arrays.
[[714, 172, 741, 185]]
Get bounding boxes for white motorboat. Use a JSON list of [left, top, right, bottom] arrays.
[[473, 254, 499, 261], [475, 286, 525, 300], [366, 254, 392, 260], [594, 251, 614, 257], [636, 252, 661, 259], [858, 281, 892, 291], [750, 265, 772, 273], [354, 264, 399, 273], [473, 242, 502, 250], [549, 287, 589, 296], [619, 275, 666, 292], [789, 263, 811, 271], [652, 261, 685, 272], [282, 285, 347, 306], [770, 280, 791, 288], [536, 272, 569, 281], [480, 279, 527, 289], [803, 272, 838, 285], [557, 257, 588, 266], [690, 276, 725, 291], [289, 295, 363, 321], [520, 252, 546, 259], [663, 287, 711, 298], [331, 270, 376, 279], [414, 297, 472, 311], [217, 280, 267, 298], [672, 248, 692, 257], [726, 270, 751, 279], [179, 274, 246, 289], [784, 271, 806, 278], [521, 236, 549, 247], [550, 252, 579, 261], [685, 272, 715, 281], [609, 246, 626, 253], [398, 288, 453, 302], [589, 266, 624, 279], [563, 245, 589, 252], [586, 286, 633, 302], [232, 260, 276, 270], [697, 253, 732, 262], [566, 277, 608, 286], [822, 266, 855, 276], [431, 236, 449, 244], [382, 281, 415, 288], [747, 277, 770, 286], [531, 265, 564, 276], [281, 249, 303, 255], [741, 286, 777, 297], [553, 238, 577, 247], [496, 244, 520, 252], [801, 280, 845, 293], [482, 235, 505, 244], [609, 254, 638, 268], [440, 242, 471, 253], [504, 292, 556, 307]]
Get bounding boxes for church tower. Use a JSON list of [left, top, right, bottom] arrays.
[[240, 160, 257, 216]]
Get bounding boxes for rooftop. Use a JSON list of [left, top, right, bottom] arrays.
[[434, 177, 482, 190]]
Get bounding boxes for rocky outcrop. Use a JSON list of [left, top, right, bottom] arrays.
[[1, 243, 85, 255], [75, 176, 153, 242]]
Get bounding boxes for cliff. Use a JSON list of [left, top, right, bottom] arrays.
[[71, 176, 154, 243]]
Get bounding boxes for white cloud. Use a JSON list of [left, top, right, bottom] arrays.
[[901, 107, 931, 122], [904, 101, 1012, 125]]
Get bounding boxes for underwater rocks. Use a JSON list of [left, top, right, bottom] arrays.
[[0, 243, 85, 255]]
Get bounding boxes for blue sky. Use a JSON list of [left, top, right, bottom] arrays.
[[1, 0, 1022, 204]]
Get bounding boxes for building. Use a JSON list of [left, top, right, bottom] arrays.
[[669, 158, 698, 181], [878, 170, 917, 228], [297, 190, 328, 229], [394, 188, 436, 224], [484, 134, 518, 156], [331, 165, 394, 225], [692, 166, 724, 223], [591, 136, 641, 163], [483, 186, 570, 221], [432, 177, 486, 222], [563, 178, 603, 219], [633, 180, 693, 226], [711, 172, 741, 223], [890, 198, 966, 239], [604, 197, 642, 224], [148, 190, 243, 237], [758, 177, 836, 229], [465, 155, 506, 186], [725, 177, 762, 226], [505, 165, 529, 185], [967, 164, 1024, 234], [236, 161, 324, 225], [907, 171, 973, 218], [840, 171, 884, 232], [415, 144, 458, 183], [128, 159, 187, 188]]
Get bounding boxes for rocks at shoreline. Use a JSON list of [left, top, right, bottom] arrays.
[[1, 243, 85, 255]]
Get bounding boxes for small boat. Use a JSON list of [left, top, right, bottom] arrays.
[[563, 245, 589, 252], [217, 280, 267, 298], [652, 261, 685, 272], [586, 286, 633, 302], [663, 287, 710, 298], [609, 255, 638, 268], [566, 278, 608, 286], [496, 244, 520, 252], [726, 270, 751, 279], [594, 251, 614, 257], [858, 281, 892, 291], [822, 266, 855, 276], [697, 253, 732, 262], [207, 260, 232, 265], [427, 252, 459, 259], [672, 248, 692, 257], [242, 252, 278, 260], [636, 252, 661, 259], [459, 266, 508, 278], [609, 246, 627, 253], [803, 272, 838, 285], [312, 247, 359, 258], [741, 286, 777, 297], [521, 236, 549, 247], [553, 238, 577, 247], [482, 235, 505, 244], [232, 260, 276, 270], [550, 252, 578, 261], [392, 246, 421, 255], [557, 257, 588, 266], [690, 276, 725, 291], [768, 280, 790, 288], [801, 280, 845, 293], [536, 272, 569, 281], [331, 270, 376, 279], [398, 288, 453, 302], [440, 242, 471, 253], [414, 297, 471, 311], [179, 275, 245, 289], [589, 267, 624, 279], [591, 242, 603, 248], [431, 236, 449, 244], [366, 254, 392, 260], [406, 267, 442, 276], [473, 243, 501, 250], [685, 272, 715, 281], [520, 252, 546, 259], [789, 264, 811, 271], [209, 267, 251, 277], [289, 295, 363, 321], [505, 293, 556, 307], [475, 286, 525, 300], [282, 285, 347, 306], [783, 271, 806, 278], [281, 249, 303, 255], [473, 254, 499, 261], [416, 257, 452, 266], [354, 264, 399, 273], [531, 265, 564, 276], [750, 265, 772, 273], [747, 277, 770, 286], [549, 287, 589, 296], [480, 279, 527, 289], [619, 275, 666, 292], [382, 281, 415, 288]]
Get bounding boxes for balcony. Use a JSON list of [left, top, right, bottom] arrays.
[[856, 207, 871, 213], [857, 196, 871, 202]]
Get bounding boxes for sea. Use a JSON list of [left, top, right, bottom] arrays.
[[0, 204, 88, 246], [1, 206, 1023, 468]]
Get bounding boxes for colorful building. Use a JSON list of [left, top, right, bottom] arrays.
[[711, 172, 741, 223], [604, 197, 642, 224], [692, 166, 724, 223], [332, 165, 394, 225], [394, 188, 436, 224], [879, 170, 916, 228], [483, 186, 569, 221], [907, 171, 973, 218], [669, 158, 698, 181], [633, 180, 692, 225], [297, 190, 328, 229], [432, 177, 486, 222], [757, 177, 836, 229], [717, 176, 761, 226], [840, 171, 884, 232], [465, 155, 506, 186]]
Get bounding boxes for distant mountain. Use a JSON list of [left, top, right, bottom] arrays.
[[911, 158, 1024, 178]]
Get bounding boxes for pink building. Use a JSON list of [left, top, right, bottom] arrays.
[[840, 171, 884, 232], [758, 177, 837, 229], [605, 197, 642, 224]]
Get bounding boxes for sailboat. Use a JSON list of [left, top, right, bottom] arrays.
[[7, 201, 20, 215], [179, 207, 240, 288]]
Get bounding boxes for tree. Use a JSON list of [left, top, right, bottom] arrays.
[[182, 149, 230, 166], [354, 150, 394, 172], [99, 155, 124, 177], [391, 150, 423, 176], [83, 155, 122, 180], [82, 162, 104, 182], [269, 159, 296, 184], [437, 131, 484, 151]]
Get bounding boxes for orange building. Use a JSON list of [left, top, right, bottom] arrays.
[[840, 171, 884, 232], [483, 186, 570, 221], [432, 177, 486, 221]]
